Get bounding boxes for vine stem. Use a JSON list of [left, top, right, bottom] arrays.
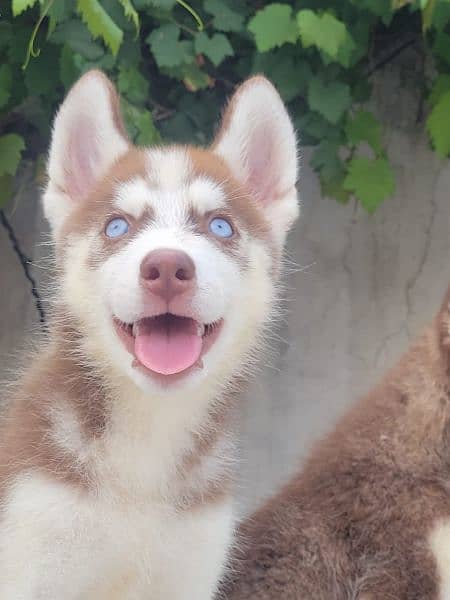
[[175, 0, 204, 31], [22, 0, 55, 69], [0, 209, 46, 328]]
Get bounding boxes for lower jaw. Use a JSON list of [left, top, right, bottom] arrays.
[[113, 318, 223, 385]]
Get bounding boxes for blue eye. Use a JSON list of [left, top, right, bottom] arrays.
[[209, 217, 233, 239], [105, 217, 129, 238]]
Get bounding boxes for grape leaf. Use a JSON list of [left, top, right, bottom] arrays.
[[118, 0, 140, 36], [0, 65, 13, 109], [59, 45, 80, 89], [134, 0, 176, 9], [12, 0, 37, 16], [146, 24, 194, 68], [354, 0, 393, 25], [195, 32, 233, 66], [308, 77, 351, 124], [203, 0, 245, 32], [429, 74, 450, 107], [344, 157, 395, 213], [248, 4, 298, 52], [77, 0, 123, 56], [0, 134, 26, 177], [47, 0, 73, 35], [51, 20, 105, 60], [118, 64, 149, 104], [345, 111, 382, 154], [297, 10, 352, 61], [433, 32, 450, 66], [432, 2, 450, 31], [24, 44, 60, 97], [321, 175, 351, 205], [253, 52, 310, 102], [181, 64, 212, 91], [122, 100, 160, 145], [426, 90, 450, 157], [311, 141, 343, 182], [0, 175, 13, 209]]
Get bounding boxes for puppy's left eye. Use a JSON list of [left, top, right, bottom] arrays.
[[209, 217, 233, 239], [105, 217, 129, 238]]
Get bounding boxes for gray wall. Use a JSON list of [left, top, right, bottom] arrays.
[[1, 60, 450, 516]]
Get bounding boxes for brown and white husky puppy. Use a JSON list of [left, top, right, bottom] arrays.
[[0, 71, 298, 599], [224, 287, 450, 600]]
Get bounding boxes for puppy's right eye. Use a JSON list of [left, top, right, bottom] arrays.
[[209, 217, 233, 239], [105, 217, 129, 239]]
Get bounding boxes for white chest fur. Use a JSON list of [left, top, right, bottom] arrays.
[[0, 384, 235, 600], [0, 473, 233, 600]]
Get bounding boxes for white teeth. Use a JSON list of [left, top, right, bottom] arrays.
[[197, 323, 205, 337], [132, 322, 138, 337]]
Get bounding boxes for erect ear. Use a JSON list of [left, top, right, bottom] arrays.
[[43, 70, 130, 234], [213, 76, 299, 247]]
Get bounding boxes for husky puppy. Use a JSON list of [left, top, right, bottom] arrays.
[[0, 71, 298, 599], [224, 287, 450, 600]]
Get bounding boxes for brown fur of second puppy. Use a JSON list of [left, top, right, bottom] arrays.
[[223, 287, 450, 600]]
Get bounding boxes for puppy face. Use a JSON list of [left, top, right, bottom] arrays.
[[43, 71, 298, 393]]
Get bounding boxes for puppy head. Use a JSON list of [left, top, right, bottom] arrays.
[[43, 70, 299, 393]]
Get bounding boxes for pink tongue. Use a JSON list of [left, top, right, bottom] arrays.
[[134, 316, 202, 375]]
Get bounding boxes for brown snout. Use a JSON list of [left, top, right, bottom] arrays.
[[140, 249, 196, 303]]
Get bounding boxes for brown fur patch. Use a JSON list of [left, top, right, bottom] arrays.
[[0, 322, 107, 499], [222, 285, 450, 600]]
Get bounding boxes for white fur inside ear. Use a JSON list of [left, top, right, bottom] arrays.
[[214, 76, 299, 243], [44, 70, 129, 233]]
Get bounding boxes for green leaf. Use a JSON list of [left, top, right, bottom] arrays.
[[147, 24, 194, 68], [203, 0, 244, 32], [76, 0, 123, 55], [429, 74, 450, 107], [432, 2, 450, 31], [195, 32, 233, 66], [311, 140, 343, 181], [51, 20, 105, 60], [426, 90, 450, 157], [59, 45, 80, 89], [248, 4, 298, 52], [0, 23, 13, 52], [12, 0, 37, 16], [117, 64, 149, 104], [118, 0, 140, 36], [308, 77, 351, 124], [320, 174, 351, 204], [181, 63, 212, 91], [344, 157, 395, 213], [0, 134, 26, 178], [345, 111, 382, 154], [0, 65, 13, 109], [137, 0, 176, 8], [433, 32, 450, 66], [422, 0, 437, 30], [24, 43, 60, 97], [47, 0, 72, 35], [122, 100, 161, 145], [354, 0, 393, 25], [0, 175, 13, 209], [253, 52, 311, 102], [297, 10, 351, 61]]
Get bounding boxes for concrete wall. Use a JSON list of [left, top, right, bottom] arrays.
[[1, 59, 450, 516]]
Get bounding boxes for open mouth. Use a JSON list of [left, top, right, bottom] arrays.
[[113, 313, 223, 379]]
